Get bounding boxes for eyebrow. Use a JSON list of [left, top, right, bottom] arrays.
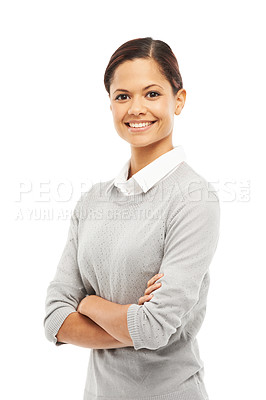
[[113, 84, 163, 95]]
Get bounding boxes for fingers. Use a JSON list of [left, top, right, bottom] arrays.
[[138, 280, 162, 305], [138, 294, 153, 305], [147, 273, 164, 288], [144, 281, 162, 296], [138, 273, 164, 305]]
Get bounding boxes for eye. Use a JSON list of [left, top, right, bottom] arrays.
[[146, 91, 160, 98], [115, 91, 161, 101], [115, 94, 129, 101]]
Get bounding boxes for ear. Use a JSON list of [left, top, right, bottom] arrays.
[[174, 89, 186, 115]]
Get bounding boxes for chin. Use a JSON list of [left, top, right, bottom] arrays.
[[128, 138, 160, 148]]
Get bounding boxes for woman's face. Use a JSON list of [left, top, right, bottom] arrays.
[[109, 58, 186, 148]]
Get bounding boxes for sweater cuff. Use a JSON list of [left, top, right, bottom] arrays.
[[127, 303, 143, 350], [44, 307, 77, 346]]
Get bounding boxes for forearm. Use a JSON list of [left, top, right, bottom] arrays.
[[78, 295, 134, 346], [56, 311, 132, 349]]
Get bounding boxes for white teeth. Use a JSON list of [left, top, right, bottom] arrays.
[[129, 122, 153, 128]]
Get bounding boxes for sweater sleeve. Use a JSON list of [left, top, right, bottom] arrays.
[[43, 194, 90, 346], [127, 185, 220, 351]]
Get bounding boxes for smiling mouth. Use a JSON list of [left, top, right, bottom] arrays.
[[125, 121, 157, 127], [124, 120, 158, 133]]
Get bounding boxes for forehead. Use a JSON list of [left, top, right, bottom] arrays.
[[111, 58, 168, 89]]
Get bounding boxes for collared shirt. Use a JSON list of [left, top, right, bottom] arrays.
[[44, 157, 220, 400], [106, 145, 187, 196]]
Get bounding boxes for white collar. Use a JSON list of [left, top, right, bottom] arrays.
[[106, 145, 187, 195]]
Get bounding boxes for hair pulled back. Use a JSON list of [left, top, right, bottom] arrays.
[[104, 37, 183, 97]]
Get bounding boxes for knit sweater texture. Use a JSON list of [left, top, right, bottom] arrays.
[[44, 161, 220, 400]]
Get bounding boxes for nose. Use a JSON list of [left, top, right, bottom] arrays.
[[127, 96, 147, 115]]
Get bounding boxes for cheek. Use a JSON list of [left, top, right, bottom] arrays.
[[111, 108, 119, 119], [151, 100, 170, 118], [157, 106, 174, 123], [112, 108, 125, 124]]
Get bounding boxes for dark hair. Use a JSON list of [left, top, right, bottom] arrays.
[[104, 37, 183, 97]]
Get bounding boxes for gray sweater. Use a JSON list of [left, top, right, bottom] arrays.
[[44, 161, 220, 400]]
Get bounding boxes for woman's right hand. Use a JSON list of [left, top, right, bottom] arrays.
[[137, 273, 164, 305]]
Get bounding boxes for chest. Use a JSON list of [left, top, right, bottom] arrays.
[[77, 206, 167, 302]]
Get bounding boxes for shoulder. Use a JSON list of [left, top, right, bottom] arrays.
[[165, 162, 220, 225], [73, 178, 115, 217], [166, 161, 219, 202], [175, 161, 219, 200]]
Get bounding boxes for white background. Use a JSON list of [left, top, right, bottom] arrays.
[[1, 0, 265, 399]]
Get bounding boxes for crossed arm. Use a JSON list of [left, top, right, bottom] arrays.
[[55, 305, 133, 349], [46, 194, 160, 350], [77, 295, 134, 346], [50, 187, 220, 351], [56, 276, 161, 349]]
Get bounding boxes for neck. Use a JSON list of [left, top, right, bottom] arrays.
[[127, 137, 174, 180]]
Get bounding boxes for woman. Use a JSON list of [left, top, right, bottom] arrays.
[[44, 37, 220, 400]]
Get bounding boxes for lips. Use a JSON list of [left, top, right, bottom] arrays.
[[125, 120, 158, 133], [125, 121, 157, 126]]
